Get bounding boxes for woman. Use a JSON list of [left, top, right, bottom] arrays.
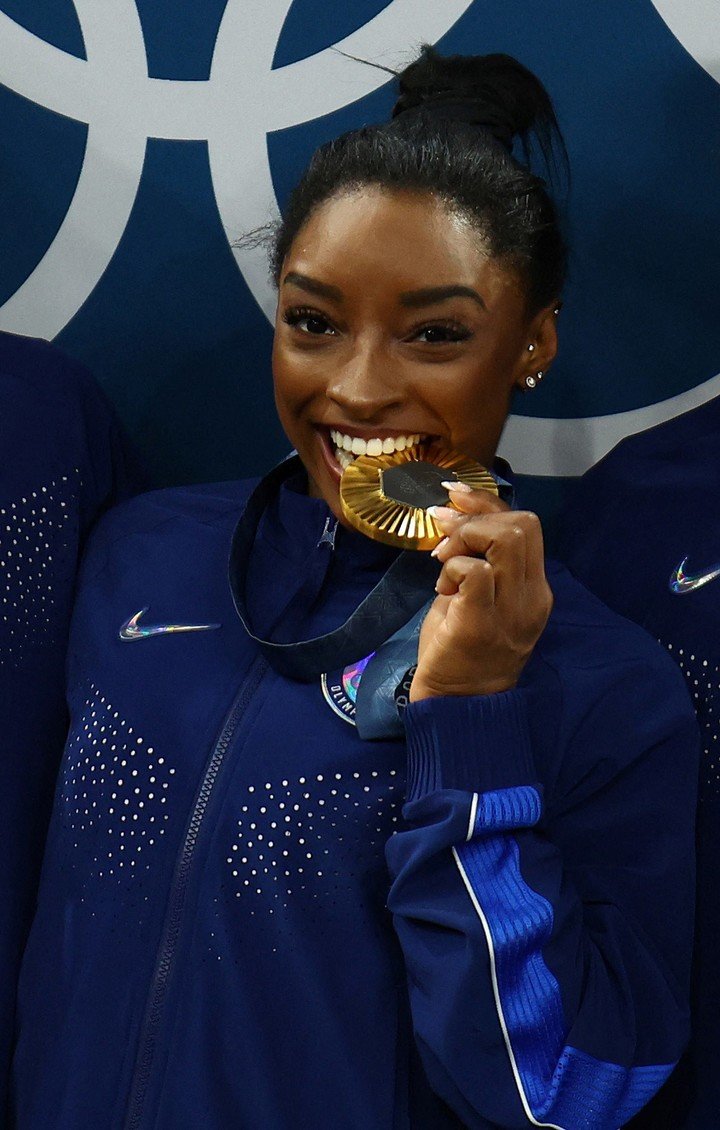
[[558, 396, 720, 1128], [11, 49, 697, 1130], [0, 332, 130, 1122]]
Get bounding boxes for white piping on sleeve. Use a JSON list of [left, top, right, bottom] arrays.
[[466, 792, 479, 842], [452, 846, 566, 1130]]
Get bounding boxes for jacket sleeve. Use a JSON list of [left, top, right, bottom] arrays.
[[385, 659, 699, 1130], [0, 350, 134, 1127], [72, 355, 141, 538]]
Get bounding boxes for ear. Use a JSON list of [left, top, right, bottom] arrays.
[[514, 301, 560, 392]]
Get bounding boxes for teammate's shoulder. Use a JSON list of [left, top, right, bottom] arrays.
[[0, 331, 97, 403], [84, 478, 258, 553], [542, 559, 687, 685], [558, 398, 720, 606], [584, 396, 720, 489], [0, 331, 121, 468], [533, 563, 698, 792]]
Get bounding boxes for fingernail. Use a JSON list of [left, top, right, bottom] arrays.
[[441, 480, 473, 494], [427, 505, 460, 523], [430, 536, 449, 559]]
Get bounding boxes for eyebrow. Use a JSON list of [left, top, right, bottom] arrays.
[[282, 272, 344, 303], [282, 273, 486, 311], [399, 285, 486, 311]]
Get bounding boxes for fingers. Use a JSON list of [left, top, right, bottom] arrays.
[[429, 495, 549, 611], [517, 508, 546, 587], [444, 484, 511, 517], [436, 554, 495, 605], [431, 509, 529, 591], [432, 498, 543, 561], [419, 487, 552, 698]]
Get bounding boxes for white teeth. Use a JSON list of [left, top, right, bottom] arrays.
[[336, 450, 353, 470], [330, 429, 426, 468]]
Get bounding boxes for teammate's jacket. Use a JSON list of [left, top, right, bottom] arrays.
[[0, 332, 129, 1120], [558, 396, 720, 1130], [12, 470, 698, 1130]]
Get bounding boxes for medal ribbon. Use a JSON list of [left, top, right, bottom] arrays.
[[228, 455, 440, 681]]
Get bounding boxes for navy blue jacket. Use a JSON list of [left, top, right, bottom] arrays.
[[0, 332, 129, 1120], [558, 397, 720, 1129], [12, 472, 698, 1129]]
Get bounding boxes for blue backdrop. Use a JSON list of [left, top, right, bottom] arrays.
[[0, 0, 718, 538]]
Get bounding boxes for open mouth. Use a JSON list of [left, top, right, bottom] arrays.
[[328, 428, 429, 471]]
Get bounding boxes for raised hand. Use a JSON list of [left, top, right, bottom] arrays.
[[410, 486, 553, 702]]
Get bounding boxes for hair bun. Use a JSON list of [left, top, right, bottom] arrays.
[[392, 45, 560, 161]]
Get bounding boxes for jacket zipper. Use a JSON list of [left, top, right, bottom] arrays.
[[123, 657, 267, 1130]]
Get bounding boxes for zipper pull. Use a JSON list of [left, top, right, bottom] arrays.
[[317, 516, 338, 551]]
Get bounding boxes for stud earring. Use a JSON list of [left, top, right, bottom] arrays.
[[527, 343, 536, 353], [524, 370, 544, 391]]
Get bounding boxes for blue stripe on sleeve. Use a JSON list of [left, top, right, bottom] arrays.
[[454, 786, 675, 1129], [473, 784, 543, 832]]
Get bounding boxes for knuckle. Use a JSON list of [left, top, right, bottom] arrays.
[[457, 521, 481, 548], [493, 522, 522, 548], [466, 555, 491, 575]]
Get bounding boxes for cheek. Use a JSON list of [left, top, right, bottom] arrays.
[[271, 347, 326, 453], [421, 364, 499, 418], [272, 337, 322, 408], [421, 364, 515, 449], [271, 342, 303, 416]]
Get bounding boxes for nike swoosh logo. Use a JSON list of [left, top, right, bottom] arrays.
[[119, 607, 221, 641], [669, 556, 720, 594]]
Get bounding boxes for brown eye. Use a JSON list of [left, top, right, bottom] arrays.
[[413, 323, 472, 344], [284, 308, 336, 336]]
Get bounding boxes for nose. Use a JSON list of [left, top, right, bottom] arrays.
[[326, 346, 403, 421]]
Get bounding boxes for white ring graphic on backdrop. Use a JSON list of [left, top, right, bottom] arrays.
[[0, 0, 716, 476], [0, 0, 474, 338], [651, 0, 720, 85], [497, 369, 720, 477]]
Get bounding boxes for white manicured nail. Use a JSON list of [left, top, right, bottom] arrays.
[[430, 537, 449, 559], [427, 505, 459, 523], [441, 480, 473, 493]]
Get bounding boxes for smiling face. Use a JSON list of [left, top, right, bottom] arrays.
[[272, 187, 558, 520]]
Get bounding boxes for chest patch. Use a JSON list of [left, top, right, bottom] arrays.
[[320, 654, 374, 725]]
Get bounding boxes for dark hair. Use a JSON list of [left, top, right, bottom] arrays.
[[271, 46, 568, 314]]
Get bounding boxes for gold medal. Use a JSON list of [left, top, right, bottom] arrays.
[[339, 440, 497, 551]]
